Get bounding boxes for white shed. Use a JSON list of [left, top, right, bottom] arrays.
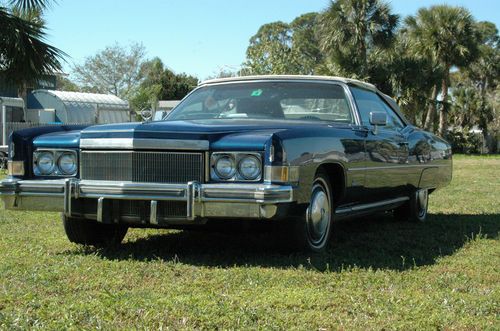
[[28, 90, 131, 124]]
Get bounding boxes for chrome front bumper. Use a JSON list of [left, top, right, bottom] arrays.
[[0, 178, 295, 222]]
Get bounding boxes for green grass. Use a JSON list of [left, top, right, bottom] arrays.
[[0, 155, 499, 329]]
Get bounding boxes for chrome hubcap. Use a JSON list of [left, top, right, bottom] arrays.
[[307, 188, 330, 244], [416, 189, 428, 218]]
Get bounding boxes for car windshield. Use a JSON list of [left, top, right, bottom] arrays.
[[165, 81, 353, 123]]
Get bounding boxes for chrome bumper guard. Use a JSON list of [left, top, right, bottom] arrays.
[[0, 178, 294, 221]]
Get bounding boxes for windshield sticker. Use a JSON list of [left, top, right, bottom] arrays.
[[251, 89, 263, 97]]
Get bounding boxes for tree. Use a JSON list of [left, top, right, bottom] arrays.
[[130, 57, 198, 112], [290, 13, 323, 74], [244, 21, 295, 75], [448, 21, 499, 150], [465, 21, 500, 94], [244, 13, 325, 75], [404, 5, 479, 136], [382, 37, 442, 126], [72, 42, 146, 99], [56, 75, 80, 92], [316, 0, 399, 80], [0, 0, 66, 99]]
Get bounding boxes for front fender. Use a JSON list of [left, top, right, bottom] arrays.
[[9, 125, 88, 179]]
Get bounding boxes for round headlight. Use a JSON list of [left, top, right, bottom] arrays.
[[238, 155, 261, 180], [36, 151, 55, 175], [57, 152, 77, 175], [214, 155, 236, 179]]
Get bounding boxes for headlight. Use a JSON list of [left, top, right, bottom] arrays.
[[57, 152, 77, 175], [34, 151, 55, 175], [211, 152, 262, 181], [33, 149, 77, 177], [214, 154, 236, 179], [238, 155, 261, 180]]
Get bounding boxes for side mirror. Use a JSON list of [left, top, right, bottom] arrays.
[[369, 111, 387, 126], [369, 111, 386, 134]]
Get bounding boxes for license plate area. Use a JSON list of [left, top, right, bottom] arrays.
[[70, 198, 188, 224]]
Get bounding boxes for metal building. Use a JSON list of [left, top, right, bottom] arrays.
[[27, 90, 131, 124]]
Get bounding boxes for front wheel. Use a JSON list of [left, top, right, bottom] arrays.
[[292, 172, 333, 253], [394, 188, 429, 222], [62, 214, 128, 247]]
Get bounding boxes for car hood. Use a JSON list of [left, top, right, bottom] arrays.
[[34, 119, 335, 151]]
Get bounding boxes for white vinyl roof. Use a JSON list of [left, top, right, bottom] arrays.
[[200, 75, 377, 91], [32, 90, 128, 108]]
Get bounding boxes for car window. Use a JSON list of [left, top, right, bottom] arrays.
[[350, 87, 404, 130], [167, 82, 353, 123]]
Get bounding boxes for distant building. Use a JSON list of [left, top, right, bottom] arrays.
[[153, 100, 181, 120], [27, 90, 131, 124]]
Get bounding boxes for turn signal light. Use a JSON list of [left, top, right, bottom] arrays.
[[7, 161, 24, 176]]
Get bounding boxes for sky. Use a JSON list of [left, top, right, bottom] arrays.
[[42, 0, 500, 81]]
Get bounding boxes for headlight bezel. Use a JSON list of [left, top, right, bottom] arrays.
[[33, 149, 78, 177], [210, 152, 262, 182]]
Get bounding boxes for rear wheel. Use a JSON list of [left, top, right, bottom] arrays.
[[394, 188, 429, 222], [292, 172, 333, 253], [62, 214, 128, 247]]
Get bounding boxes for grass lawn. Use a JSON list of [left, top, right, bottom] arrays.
[[0, 155, 498, 329]]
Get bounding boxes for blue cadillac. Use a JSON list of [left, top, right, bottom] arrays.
[[0, 76, 452, 252]]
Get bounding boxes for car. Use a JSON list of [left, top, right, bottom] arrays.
[[0, 75, 452, 252]]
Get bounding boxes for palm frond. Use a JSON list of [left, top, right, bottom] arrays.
[[0, 7, 66, 85], [8, 0, 53, 12]]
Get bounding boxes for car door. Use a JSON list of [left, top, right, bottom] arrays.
[[350, 86, 410, 201]]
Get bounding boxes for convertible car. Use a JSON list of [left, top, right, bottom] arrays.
[[0, 75, 452, 252]]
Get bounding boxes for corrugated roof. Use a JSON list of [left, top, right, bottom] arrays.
[[32, 90, 128, 107], [200, 75, 377, 91]]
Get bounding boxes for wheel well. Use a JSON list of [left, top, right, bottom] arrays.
[[315, 163, 345, 206]]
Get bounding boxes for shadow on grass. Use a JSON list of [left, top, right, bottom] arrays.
[[65, 213, 499, 271]]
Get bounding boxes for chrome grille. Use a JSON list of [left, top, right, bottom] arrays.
[[80, 151, 204, 183]]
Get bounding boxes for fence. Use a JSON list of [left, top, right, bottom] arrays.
[[0, 122, 93, 146]]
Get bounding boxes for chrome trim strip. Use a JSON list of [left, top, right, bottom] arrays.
[[80, 138, 209, 150], [18, 192, 62, 197], [335, 196, 409, 214], [150, 200, 158, 224], [63, 179, 71, 216], [97, 197, 104, 222], [186, 181, 194, 220], [347, 164, 450, 171]]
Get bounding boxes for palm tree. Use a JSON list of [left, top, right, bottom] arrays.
[[0, 0, 66, 99], [316, 0, 399, 79], [404, 5, 479, 136]]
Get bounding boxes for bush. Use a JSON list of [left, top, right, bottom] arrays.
[[446, 130, 483, 154]]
